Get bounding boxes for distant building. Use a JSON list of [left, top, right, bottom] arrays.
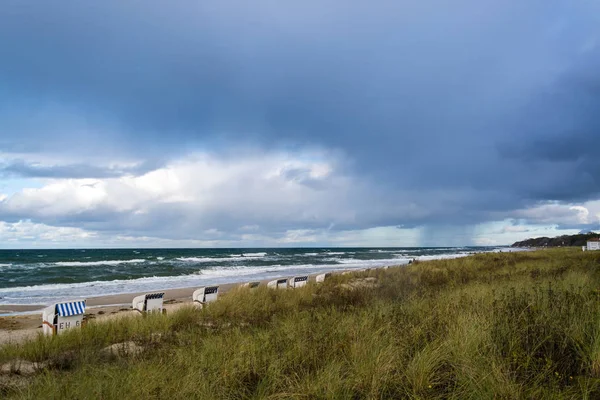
[[587, 239, 600, 251]]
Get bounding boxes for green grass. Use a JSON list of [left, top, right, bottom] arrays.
[[2, 249, 600, 399]]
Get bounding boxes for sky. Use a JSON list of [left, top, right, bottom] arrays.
[[0, 0, 599, 248]]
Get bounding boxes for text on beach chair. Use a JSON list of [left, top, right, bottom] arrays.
[[42, 300, 86, 336]]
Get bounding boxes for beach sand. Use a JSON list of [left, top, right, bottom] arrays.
[[0, 271, 350, 346]]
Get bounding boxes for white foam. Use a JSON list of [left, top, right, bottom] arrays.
[[334, 257, 410, 266], [177, 253, 268, 263], [176, 257, 221, 263], [415, 252, 472, 261], [54, 259, 147, 267], [0, 263, 11, 267], [242, 252, 267, 257]]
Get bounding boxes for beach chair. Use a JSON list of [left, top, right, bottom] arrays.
[[288, 275, 308, 288], [132, 292, 165, 314], [192, 286, 219, 307], [241, 281, 260, 289], [267, 278, 288, 289], [315, 272, 331, 283], [42, 300, 86, 336]]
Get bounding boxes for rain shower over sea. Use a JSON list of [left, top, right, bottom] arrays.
[[0, 247, 504, 305]]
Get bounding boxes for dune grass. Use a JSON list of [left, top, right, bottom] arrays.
[[2, 248, 600, 399]]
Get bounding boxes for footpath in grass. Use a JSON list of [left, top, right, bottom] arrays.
[[2, 248, 600, 399]]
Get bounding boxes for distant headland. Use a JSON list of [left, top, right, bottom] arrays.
[[511, 232, 599, 248]]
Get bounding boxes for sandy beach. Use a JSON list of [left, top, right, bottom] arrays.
[[0, 272, 343, 346]]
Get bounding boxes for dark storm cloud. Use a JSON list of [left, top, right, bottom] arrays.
[[1, 0, 599, 231], [497, 54, 600, 203]]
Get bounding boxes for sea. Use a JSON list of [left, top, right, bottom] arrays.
[[0, 247, 508, 306]]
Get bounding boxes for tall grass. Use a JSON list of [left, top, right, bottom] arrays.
[[2, 249, 600, 399]]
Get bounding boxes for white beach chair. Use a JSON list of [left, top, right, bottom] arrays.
[[267, 278, 288, 289], [42, 300, 86, 336], [288, 276, 308, 288], [315, 272, 331, 283], [132, 292, 165, 314], [192, 286, 219, 306], [241, 281, 260, 289]]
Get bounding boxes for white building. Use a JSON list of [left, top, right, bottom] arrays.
[[587, 239, 600, 251]]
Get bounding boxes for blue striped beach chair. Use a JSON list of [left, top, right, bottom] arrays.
[[42, 300, 86, 335]]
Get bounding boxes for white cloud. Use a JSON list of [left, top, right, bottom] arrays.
[[569, 205, 591, 224], [471, 219, 584, 247], [0, 220, 95, 244], [2, 150, 599, 247], [501, 225, 531, 233], [0, 150, 376, 242], [510, 201, 600, 226], [472, 237, 498, 246]]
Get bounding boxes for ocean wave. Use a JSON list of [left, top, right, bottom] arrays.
[[176, 257, 222, 263], [0, 259, 395, 305], [334, 257, 408, 265], [415, 252, 472, 261], [177, 253, 268, 263], [54, 259, 147, 267], [242, 252, 268, 257], [176, 256, 245, 263]]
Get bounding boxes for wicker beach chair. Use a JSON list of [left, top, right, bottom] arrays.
[[241, 281, 260, 289], [42, 300, 86, 335], [192, 286, 219, 307], [267, 278, 288, 289], [288, 275, 309, 288], [132, 292, 165, 314], [315, 272, 331, 283]]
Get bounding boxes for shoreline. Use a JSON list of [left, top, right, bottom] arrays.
[[1, 249, 504, 312], [0, 269, 371, 346], [0, 268, 369, 315], [0, 249, 525, 345]]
